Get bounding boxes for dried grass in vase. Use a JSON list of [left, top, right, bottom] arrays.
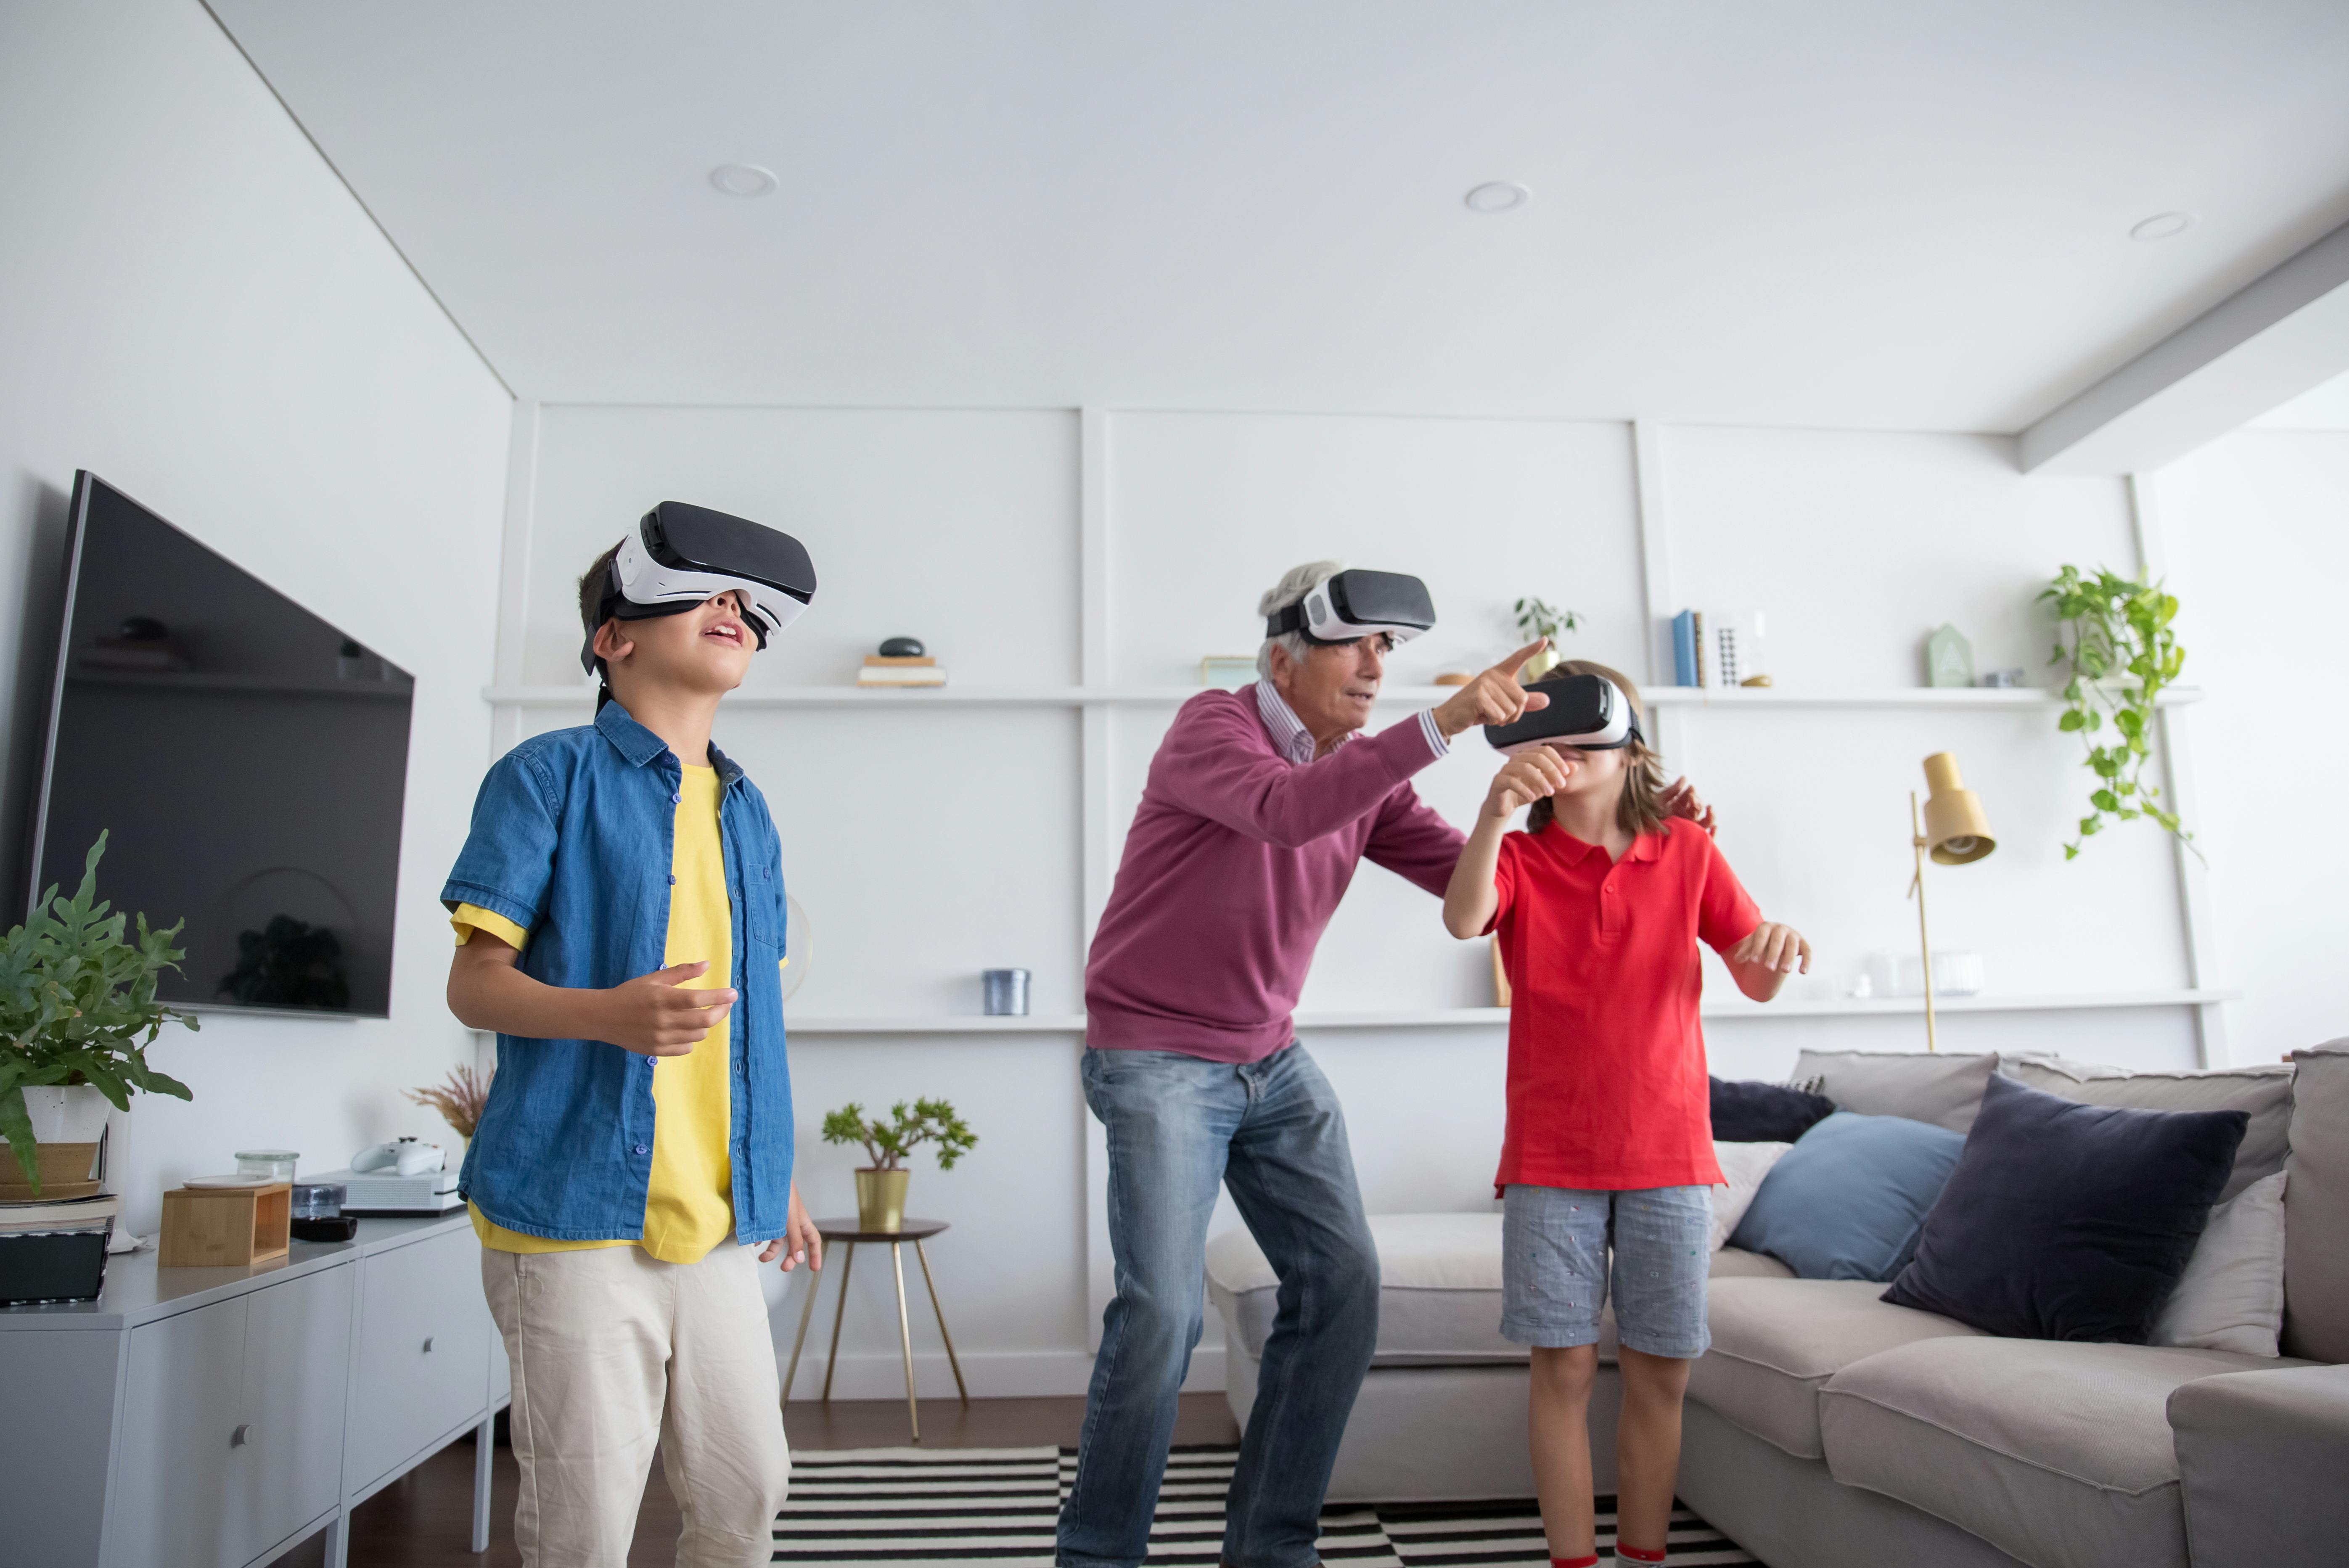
[[405, 1063, 492, 1140]]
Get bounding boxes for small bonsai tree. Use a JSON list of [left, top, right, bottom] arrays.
[[821, 1097, 976, 1171], [0, 831, 198, 1192]]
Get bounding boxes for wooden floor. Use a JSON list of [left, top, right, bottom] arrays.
[[269, 1394, 1241, 1567]]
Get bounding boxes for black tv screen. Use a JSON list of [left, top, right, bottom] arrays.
[[27, 473, 413, 1016]]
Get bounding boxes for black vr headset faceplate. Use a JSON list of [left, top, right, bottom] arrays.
[[1264, 568, 1437, 645], [1483, 672, 1642, 753], [581, 502, 819, 677]]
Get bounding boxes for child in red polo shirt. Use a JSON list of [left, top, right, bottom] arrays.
[[1442, 660, 1809, 1568]]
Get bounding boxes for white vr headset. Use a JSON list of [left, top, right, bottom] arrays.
[[1485, 672, 1642, 753], [1264, 568, 1437, 645], [581, 502, 818, 677]]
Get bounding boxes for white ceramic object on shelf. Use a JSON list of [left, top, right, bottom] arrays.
[[1899, 950, 1984, 997]]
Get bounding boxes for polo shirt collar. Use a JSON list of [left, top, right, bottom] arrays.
[[1541, 820, 1665, 866], [1256, 679, 1346, 766], [593, 698, 747, 788]]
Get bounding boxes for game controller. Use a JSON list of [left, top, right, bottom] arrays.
[[351, 1137, 445, 1177]]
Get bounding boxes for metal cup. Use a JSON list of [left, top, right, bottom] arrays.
[[982, 968, 1030, 1016]]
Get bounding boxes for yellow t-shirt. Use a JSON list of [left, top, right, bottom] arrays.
[[452, 764, 735, 1264]]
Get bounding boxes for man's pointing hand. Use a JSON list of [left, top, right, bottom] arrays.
[[1431, 640, 1554, 740]]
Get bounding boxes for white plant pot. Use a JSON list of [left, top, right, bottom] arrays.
[[21, 1083, 114, 1142]]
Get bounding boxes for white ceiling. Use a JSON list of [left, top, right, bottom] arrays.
[[208, 1, 2349, 431]]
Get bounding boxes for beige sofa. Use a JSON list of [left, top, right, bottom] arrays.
[[1204, 1043, 2349, 1568]]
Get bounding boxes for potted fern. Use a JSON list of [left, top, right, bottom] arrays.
[[820, 1098, 976, 1232], [0, 832, 198, 1199]]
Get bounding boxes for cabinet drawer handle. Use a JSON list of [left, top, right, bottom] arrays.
[[231, 1424, 254, 1448], [421, 1336, 434, 1354]]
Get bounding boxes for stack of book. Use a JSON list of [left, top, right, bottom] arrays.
[[1672, 608, 1770, 688], [0, 1193, 120, 1306], [857, 654, 947, 688]]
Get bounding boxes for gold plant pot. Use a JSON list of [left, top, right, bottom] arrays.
[[0, 1139, 103, 1202], [855, 1167, 909, 1232]]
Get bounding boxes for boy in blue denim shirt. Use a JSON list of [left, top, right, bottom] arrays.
[[444, 508, 821, 1566]]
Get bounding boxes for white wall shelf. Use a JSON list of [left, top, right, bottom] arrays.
[[483, 682, 2204, 711], [780, 989, 2237, 1036]]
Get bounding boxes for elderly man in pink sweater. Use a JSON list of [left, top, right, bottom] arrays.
[[1059, 562, 1710, 1568]]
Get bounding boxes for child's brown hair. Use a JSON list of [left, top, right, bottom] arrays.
[[1525, 659, 1673, 839]]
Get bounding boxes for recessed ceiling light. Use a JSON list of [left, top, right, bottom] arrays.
[[710, 164, 778, 198], [2130, 211, 2194, 242], [1465, 181, 1530, 214]]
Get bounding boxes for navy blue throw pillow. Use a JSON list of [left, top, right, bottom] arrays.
[[1711, 1075, 1838, 1142], [1882, 1073, 2247, 1343], [1728, 1112, 1967, 1280]]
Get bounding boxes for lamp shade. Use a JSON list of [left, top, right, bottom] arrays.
[[1921, 752, 1995, 865]]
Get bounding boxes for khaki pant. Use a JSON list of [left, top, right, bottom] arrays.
[[481, 1242, 790, 1568]]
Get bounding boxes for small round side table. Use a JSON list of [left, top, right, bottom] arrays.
[[780, 1217, 968, 1441]]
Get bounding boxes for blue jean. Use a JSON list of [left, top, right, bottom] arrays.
[[1058, 1044, 1379, 1568], [1499, 1184, 1713, 1359]]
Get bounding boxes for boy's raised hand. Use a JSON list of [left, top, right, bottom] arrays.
[[600, 960, 737, 1055], [1485, 747, 1570, 820], [1727, 922, 1812, 976]]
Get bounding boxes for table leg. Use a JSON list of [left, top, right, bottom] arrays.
[[472, 1411, 494, 1552], [323, 1507, 349, 1568], [819, 1241, 857, 1403], [914, 1239, 969, 1407], [781, 1255, 826, 1410], [891, 1241, 920, 1442]]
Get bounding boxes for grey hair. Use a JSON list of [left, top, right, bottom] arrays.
[[1256, 560, 1346, 680]]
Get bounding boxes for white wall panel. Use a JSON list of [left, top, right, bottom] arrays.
[[2154, 430, 2349, 1061], [1106, 413, 1646, 686], [526, 406, 1079, 688]]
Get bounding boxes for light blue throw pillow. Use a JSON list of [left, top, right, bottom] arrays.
[[1728, 1111, 1968, 1281]]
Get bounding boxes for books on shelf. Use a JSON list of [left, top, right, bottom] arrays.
[[1671, 609, 1769, 688], [857, 655, 947, 688]]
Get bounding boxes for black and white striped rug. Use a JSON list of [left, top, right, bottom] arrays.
[[772, 1445, 1757, 1565]]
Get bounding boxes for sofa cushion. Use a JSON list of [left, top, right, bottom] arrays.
[[1206, 1214, 1791, 1368], [1884, 1073, 2245, 1343], [1709, 1245, 1795, 1279], [1820, 1337, 2305, 1568], [2283, 1043, 2349, 1362], [1710, 1075, 1836, 1142], [2001, 1053, 2294, 1201], [1793, 1047, 1997, 1131], [1686, 1277, 1983, 1459], [1729, 1112, 1965, 1280], [1206, 1212, 1520, 1366]]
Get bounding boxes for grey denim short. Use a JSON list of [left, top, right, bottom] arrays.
[[1499, 1183, 1713, 1359]]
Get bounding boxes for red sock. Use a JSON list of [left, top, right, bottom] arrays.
[[1550, 1557, 1598, 1568], [1616, 1546, 1667, 1565]]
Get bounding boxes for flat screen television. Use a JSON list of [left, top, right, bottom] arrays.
[[26, 473, 413, 1017]]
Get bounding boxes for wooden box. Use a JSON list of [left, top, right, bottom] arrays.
[[159, 1182, 291, 1267]]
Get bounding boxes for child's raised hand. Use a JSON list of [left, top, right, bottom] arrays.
[[1485, 748, 1569, 820], [1728, 922, 1812, 976], [598, 960, 737, 1055]]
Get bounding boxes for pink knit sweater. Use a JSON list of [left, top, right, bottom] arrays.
[[1084, 688, 1466, 1062]]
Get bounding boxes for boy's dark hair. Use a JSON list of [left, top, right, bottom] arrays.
[[1526, 659, 1672, 840], [579, 542, 622, 687]]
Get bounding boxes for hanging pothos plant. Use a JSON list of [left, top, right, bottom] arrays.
[[2039, 565, 2193, 861]]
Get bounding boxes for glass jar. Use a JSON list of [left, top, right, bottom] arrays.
[[234, 1149, 299, 1182]]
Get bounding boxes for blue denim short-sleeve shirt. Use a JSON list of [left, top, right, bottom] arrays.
[[441, 699, 795, 1243]]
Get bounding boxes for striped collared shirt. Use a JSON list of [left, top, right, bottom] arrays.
[[1254, 679, 1450, 766]]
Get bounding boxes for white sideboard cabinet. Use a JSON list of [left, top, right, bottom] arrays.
[[0, 1213, 509, 1568]]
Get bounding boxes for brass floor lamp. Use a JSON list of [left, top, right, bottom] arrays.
[[1910, 752, 1995, 1052]]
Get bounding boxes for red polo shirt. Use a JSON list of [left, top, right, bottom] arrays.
[[1486, 817, 1760, 1193]]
